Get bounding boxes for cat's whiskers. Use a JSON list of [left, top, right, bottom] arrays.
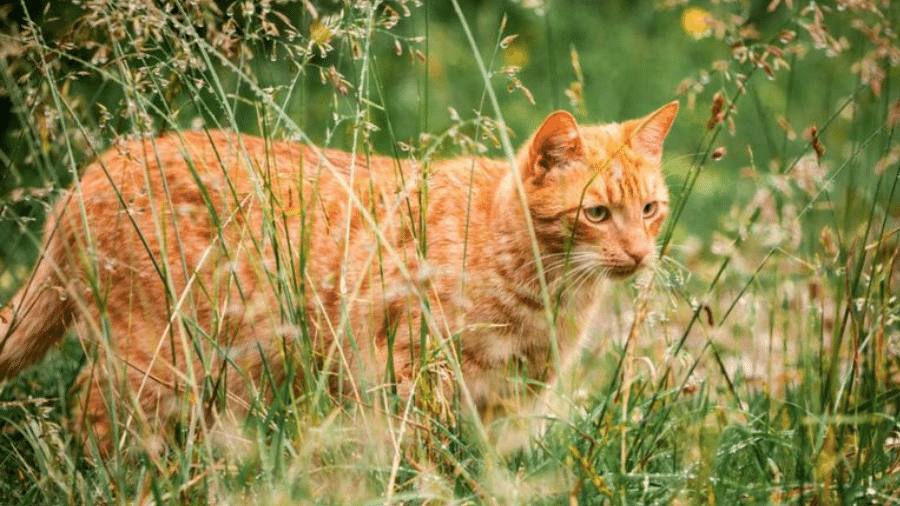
[[526, 251, 588, 284], [524, 251, 574, 271], [542, 255, 581, 279], [561, 266, 594, 301], [551, 249, 607, 302]]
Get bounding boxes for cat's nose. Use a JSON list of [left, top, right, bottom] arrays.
[[624, 242, 651, 266]]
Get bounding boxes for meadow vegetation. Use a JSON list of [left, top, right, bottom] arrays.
[[0, 0, 898, 503]]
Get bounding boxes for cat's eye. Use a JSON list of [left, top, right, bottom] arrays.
[[642, 201, 658, 218], [584, 205, 610, 223]]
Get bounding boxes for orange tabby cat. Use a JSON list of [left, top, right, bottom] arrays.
[[0, 102, 677, 451]]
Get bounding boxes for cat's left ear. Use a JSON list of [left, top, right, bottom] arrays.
[[525, 110, 584, 183], [626, 101, 679, 164]]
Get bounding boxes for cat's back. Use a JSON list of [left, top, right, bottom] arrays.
[[77, 130, 298, 203], [64, 129, 501, 256]]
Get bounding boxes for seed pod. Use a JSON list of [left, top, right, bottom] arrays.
[[707, 92, 725, 130], [778, 30, 796, 44], [809, 126, 825, 161], [887, 100, 900, 128], [702, 304, 714, 326]]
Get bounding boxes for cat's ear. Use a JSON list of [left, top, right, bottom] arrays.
[[525, 110, 583, 183], [626, 101, 679, 163]]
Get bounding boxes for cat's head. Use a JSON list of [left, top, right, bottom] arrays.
[[520, 101, 678, 280]]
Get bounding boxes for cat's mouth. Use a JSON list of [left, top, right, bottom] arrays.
[[606, 265, 642, 279]]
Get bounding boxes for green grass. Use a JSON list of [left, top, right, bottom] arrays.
[[1, 0, 899, 504]]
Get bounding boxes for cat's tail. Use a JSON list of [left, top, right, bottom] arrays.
[[0, 222, 75, 380]]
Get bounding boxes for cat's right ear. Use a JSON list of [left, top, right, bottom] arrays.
[[525, 111, 583, 184]]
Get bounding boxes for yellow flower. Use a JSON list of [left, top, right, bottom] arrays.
[[681, 7, 710, 39]]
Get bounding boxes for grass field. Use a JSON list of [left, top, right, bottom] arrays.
[[1, 0, 899, 504]]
